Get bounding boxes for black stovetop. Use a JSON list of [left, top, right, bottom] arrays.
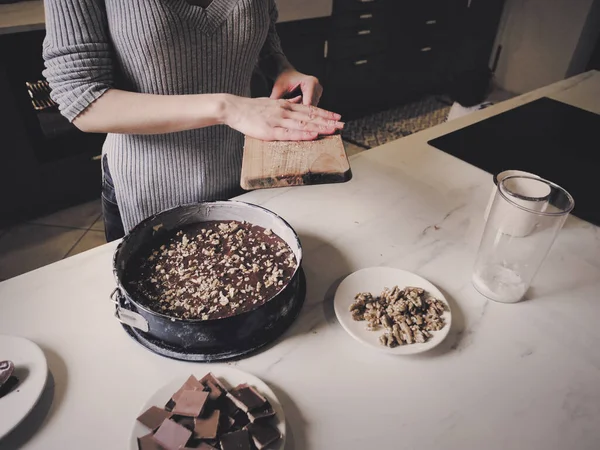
[[428, 97, 600, 226]]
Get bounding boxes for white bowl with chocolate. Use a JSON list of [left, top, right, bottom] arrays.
[[112, 201, 303, 357], [130, 368, 285, 450]]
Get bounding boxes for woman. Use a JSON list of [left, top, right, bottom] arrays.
[[42, 0, 343, 241]]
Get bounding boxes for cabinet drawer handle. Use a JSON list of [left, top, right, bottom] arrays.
[[354, 59, 368, 65], [358, 29, 371, 35], [324, 40, 329, 58], [421, 46, 432, 52], [360, 13, 373, 19], [358, 0, 375, 3], [426, 20, 437, 25]]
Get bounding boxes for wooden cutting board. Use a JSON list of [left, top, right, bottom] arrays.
[[240, 134, 352, 190]]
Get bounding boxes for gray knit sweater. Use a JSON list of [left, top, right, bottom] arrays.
[[42, 0, 285, 231]]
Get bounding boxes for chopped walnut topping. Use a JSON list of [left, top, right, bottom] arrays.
[[350, 286, 447, 347], [128, 220, 297, 321]]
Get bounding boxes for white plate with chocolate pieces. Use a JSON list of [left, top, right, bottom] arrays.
[[129, 366, 285, 450], [334, 267, 452, 355]]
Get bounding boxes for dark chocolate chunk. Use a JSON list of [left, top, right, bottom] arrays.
[[172, 390, 209, 417], [227, 384, 266, 413], [153, 419, 193, 450], [165, 398, 176, 412], [231, 409, 250, 429], [218, 395, 240, 416], [173, 375, 205, 403], [205, 380, 224, 401], [247, 401, 275, 422], [137, 406, 172, 430], [219, 413, 236, 433], [194, 409, 220, 439], [137, 433, 164, 450], [204, 440, 221, 449], [172, 414, 196, 431], [200, 373, 227, 401], [245, 422, 281, 449], [183, 443, 218, 450], [220, 429, 251, 450]]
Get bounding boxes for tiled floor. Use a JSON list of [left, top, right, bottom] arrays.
[[0, 200, 106, 281]]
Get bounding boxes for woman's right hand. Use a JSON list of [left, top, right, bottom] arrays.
[[222, 95, 344, 141]]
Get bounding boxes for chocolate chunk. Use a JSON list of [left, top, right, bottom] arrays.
[[172, 390, 209, 417], [220, 430, 251, 450], [137, 433, 164, 450], [153, 419, 193, 450], [218, 396, 240, 416], [203, 440, 221, 449], [173, 375, 205, 403], [172, 415, 196, 431], [205, 380, 224, 401], [245, 422, 281, 449], [247, 402, 275, 422], [165, 398, 176, 412], [219, 413, 236, 433], [194, 409, 220, 439], [200, 373, 227, 401], [227, 384, 266, 413], [183, 443, 218, 450], [231, 409, 250, 429], [137, 406, 172, 430]]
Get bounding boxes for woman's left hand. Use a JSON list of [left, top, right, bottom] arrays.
[[270, 69, 323, 106]]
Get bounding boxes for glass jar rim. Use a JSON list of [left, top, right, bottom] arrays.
[[499, 175, 575, 216]]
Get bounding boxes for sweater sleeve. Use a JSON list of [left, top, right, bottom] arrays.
[[42, 0, 114, 122], [258, 0, 288, 78]]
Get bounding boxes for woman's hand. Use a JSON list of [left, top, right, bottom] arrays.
[[270, 69, 323, 106], [222, 95, 343, 141]]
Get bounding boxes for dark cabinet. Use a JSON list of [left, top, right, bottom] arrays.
[[322, 0, 463, 117], [0, 30, 105, 223], [320, 0, 503, 118], [268, 0, 504, 119]]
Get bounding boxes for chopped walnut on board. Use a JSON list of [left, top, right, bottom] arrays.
[[349, 286, 447, 347]]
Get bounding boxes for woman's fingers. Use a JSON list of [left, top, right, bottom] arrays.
[[283, 111, 344, 131], [301, 83, 315, 107], [228, 96, 342, 142], [312, 85, 323, 106], [278, 118, 338, 135], [269, 128, 318, 141], [288, 102, 341, 121]]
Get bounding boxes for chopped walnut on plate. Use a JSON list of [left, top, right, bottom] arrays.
[[349, 286, 447, 348]]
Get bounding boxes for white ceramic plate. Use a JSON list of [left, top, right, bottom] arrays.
[[129, 366, 285, 450], [334, 267, 452, 355], [0, 335, 48, 439]]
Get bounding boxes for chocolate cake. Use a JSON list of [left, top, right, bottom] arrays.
[[127, 221, 297, 320]]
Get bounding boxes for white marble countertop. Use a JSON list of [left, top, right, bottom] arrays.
[[1, 71, 599, 450], [0, 0, 331, 35]]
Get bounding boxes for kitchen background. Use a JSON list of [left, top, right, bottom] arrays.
[[0, 0, 599, 281]]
